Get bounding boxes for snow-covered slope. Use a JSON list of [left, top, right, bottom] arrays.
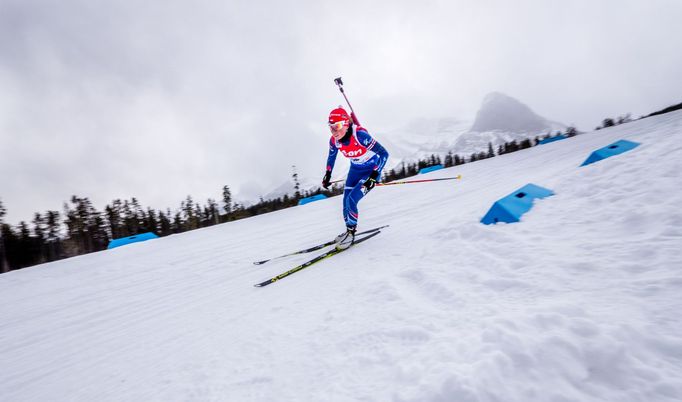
[[1, 111, 681, 402]]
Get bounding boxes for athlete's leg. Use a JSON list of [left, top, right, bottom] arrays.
[[343, 166, 373, 228]]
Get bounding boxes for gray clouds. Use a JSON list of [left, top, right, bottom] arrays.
[[1, 0, 681, 224]]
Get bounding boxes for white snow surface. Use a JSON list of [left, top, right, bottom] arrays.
[[2, 111, 682, 402]]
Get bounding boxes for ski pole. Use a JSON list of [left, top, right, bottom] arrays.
[[334, 77, 360, 125], [378, 175, 462, 186]]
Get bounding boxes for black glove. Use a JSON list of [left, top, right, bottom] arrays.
[[322, 171, 332, 189], [363, 170, 379, 192]]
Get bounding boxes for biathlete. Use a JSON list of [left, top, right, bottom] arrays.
[[322, 107, 389, 250]]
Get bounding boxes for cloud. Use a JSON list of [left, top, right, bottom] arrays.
[[1, 0, 681, 224]]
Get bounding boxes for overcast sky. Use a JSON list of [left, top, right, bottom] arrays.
[[1, 0, 681, 225]]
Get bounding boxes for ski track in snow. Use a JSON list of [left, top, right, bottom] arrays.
[[1, 111, 682, 401]]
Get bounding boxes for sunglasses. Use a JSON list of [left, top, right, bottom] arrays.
[[328, 121, 347, 131]]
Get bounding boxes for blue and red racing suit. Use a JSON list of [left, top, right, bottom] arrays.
[[326, 125, 389, 228]]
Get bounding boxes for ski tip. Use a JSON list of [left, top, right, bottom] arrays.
[[255, 279, 274, 287]]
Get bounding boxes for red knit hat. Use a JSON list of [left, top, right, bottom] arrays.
[[328, 107, 351, 124]]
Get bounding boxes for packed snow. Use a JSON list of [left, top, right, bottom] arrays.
[[1, 110, 681, 401]]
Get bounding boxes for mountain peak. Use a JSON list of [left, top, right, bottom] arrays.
[[471, 92, 552, 133], [482, 91, 515, 104]]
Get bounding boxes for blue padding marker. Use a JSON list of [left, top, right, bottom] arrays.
[[481, 183, 555, 225], [581, 139, 640, 166]]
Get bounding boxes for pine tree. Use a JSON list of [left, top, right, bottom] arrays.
[[146, 208, 159, 233], [407, 162, 418, 176], [157, 210, 172, 236], [172, 212, 183, 233], [32, 213, 46, 263], [222, 185, 232, 216], [15, 221, 34, 267], [487, 142, 495, 158], [18, 221, 30, 240], [444, 151, 453, 167], [292, 165, 301, 200], [617, 113, 632, 125], [131, 198, 145, 233], [63, 199, 84, 255], [182, 196, 198, 231], [602, 118, 615, 128], [64, 196, 107, 254], [45, 210, 61, 261], [89, 214, 109, 251], [206, 198, 219, 225], [1, 224, 20, 270], [504, 140, 520, 154], [32, 213, 45, 240], [105, 200, 124, 239], [121, 200, 136, 236], [194, 203, 203, 228], [0, 199, 9, 273], [384, 168, 395, 182]]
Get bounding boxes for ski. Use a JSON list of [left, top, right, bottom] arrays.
[[253, 225, 389, 265], [254, 231, 381, 287]]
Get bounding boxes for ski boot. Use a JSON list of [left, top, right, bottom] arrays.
[[335, 226, 356, 250]]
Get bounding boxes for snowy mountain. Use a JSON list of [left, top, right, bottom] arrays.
[[471, 92, 556, 133], [454, 92, 567, 154], [375, 117, 471, 165], [370, 92, 567, 168], [2, 110, 681, 401]]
